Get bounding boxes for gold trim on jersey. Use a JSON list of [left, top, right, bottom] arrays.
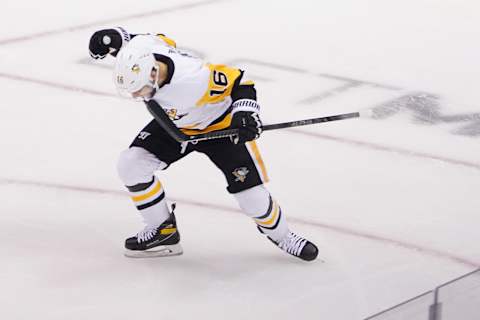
[[247, 141, 269, 183], [157, 34, 177, 48], [196, 64, 242, 107], [180, 113, 232, 135]]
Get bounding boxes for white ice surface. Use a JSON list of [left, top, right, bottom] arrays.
[[1, 0, 480, 319]]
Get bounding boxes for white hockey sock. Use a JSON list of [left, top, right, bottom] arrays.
[[117, 147, 170, 228], [234, 185, 289, 242], [126, 176, 170, 228]]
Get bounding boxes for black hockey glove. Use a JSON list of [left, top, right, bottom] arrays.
[[230, 111, 263, 144], [88, 27, 131, 59]]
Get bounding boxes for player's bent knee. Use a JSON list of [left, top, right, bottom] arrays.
[[117, 147, 166, 186], [233, 184, 271, 217]]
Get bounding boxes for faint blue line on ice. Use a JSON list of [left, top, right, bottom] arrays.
[[298, 81, 364, 105], [1, 70, 479, 172], [1, 177, 479, 268], [228, 58, 400, 90]]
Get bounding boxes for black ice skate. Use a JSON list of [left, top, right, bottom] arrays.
[[124, 212, 182, 258], [267, 231, 319, 261]]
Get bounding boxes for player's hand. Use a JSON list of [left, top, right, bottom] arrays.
[[88, 27, 130, 59], [230, 111, 263, 144]]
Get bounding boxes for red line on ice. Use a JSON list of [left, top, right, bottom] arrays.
[[1, 70, 479, 172], [0, 72, 118, 98], [1, 178, 479, 268], [291, 129, 480, 171], [2, 66, 480, 174], [0, 0, 222, 46]]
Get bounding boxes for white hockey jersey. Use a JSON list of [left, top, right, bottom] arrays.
[[126, 34, 246, 135]]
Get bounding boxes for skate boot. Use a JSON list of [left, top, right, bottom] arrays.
[[124, 211, 182, 258], [267, 231, 319, 261]]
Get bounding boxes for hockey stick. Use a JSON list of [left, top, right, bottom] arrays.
[[145, 100, 360, 143]]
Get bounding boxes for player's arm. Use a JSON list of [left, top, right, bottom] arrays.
[[229, 74, 262, 144], [88, 27, 132, 59], [89, 27, 176, 59]]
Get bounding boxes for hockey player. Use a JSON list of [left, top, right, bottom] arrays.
[[88, 27, 318, 261]]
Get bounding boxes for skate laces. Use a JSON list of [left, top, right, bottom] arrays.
[[278, 232, 307, 256], [136, 226, 158, 243]]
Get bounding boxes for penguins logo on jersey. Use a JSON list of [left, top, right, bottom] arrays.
[[232, 167, 249, 182], [164, 108, 187, 121]]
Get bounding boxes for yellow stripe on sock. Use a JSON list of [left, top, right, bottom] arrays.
[[255, 203, 279, 226], [131, 181, 162, 202]]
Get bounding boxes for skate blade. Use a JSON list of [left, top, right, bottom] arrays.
[[124, 244, 183, 258]]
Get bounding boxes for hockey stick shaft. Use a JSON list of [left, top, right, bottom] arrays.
[[262, 112, 359, 131], [145, 100, 359, 143]]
